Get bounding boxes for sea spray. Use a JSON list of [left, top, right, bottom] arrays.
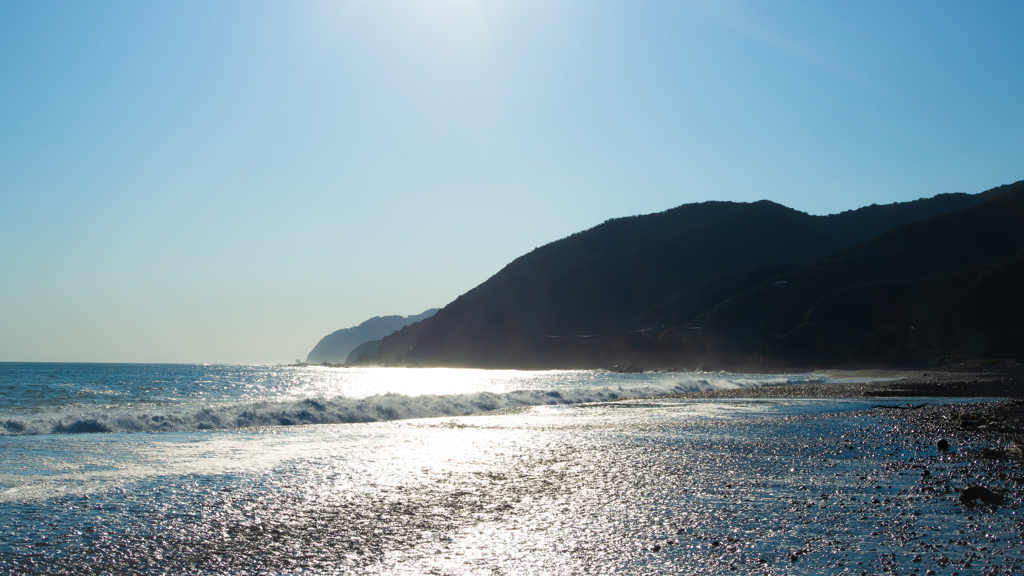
[[0, 363, 825, 435], [1, 385, 680, 435]]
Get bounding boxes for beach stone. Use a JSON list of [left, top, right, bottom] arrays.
[[980, 448, 1007, 459], [959, 485, 1004, 505], [937, 439, 950, 451]]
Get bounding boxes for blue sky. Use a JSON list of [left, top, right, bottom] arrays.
[[1, 0, 1022, 363]]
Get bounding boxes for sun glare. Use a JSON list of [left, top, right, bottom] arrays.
[[410, 0, 490, 53]]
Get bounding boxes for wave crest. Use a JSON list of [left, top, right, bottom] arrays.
[[0, 375, 784, 435]]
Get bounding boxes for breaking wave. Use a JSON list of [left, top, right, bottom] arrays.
[[0, 375, 779, 436]]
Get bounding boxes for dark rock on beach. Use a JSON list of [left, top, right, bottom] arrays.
[[959, 485, 1005, 505]]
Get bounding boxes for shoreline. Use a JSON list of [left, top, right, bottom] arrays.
[[666, 365, 1024, 400], [5, 367, 1024, 573]]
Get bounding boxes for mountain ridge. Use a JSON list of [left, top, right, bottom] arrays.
[[374, 181, 1022, 368]]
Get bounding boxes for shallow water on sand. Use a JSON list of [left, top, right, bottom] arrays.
[[3, 396, 1021, 575]]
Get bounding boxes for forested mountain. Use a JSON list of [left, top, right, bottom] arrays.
[[376, 201, 844, 367], [797, 183, 1010, 247], [697, 183, 1024, 366], [374, 181, 1023, 368]]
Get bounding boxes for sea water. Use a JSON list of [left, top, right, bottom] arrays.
[[0, 363, 826, 436], [1, 363, 1019, 574]]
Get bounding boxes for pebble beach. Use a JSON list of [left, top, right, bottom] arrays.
[[3, 365, 1024, 574]]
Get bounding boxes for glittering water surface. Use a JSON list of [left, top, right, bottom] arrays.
[[2, 365, 1021, 574], [0, 363, 828, 435]]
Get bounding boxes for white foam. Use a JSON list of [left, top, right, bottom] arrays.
[[0, 372, 816, 435]]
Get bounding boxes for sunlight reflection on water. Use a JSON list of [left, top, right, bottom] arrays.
[[1, 396, 1015, 575], [277, 366, 795, 400], [0, 364, 836, 435]]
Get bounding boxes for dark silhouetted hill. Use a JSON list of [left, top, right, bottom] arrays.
[[376, 200, 842, 367], [375, 181, 1021, 368], [305, 309, 438, 364], [695, 182, 1024, 366], [346, 340, 383, 364], [798, 183, 1011, 247]]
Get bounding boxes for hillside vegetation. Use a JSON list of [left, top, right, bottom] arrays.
[[373, 182, 1023, 369]]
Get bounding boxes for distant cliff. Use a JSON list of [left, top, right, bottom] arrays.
[[375, 181, 1023, 368], [305, 309, 438, 364]]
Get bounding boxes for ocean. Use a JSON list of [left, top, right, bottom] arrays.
[[1, 363, 1020, 574]]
